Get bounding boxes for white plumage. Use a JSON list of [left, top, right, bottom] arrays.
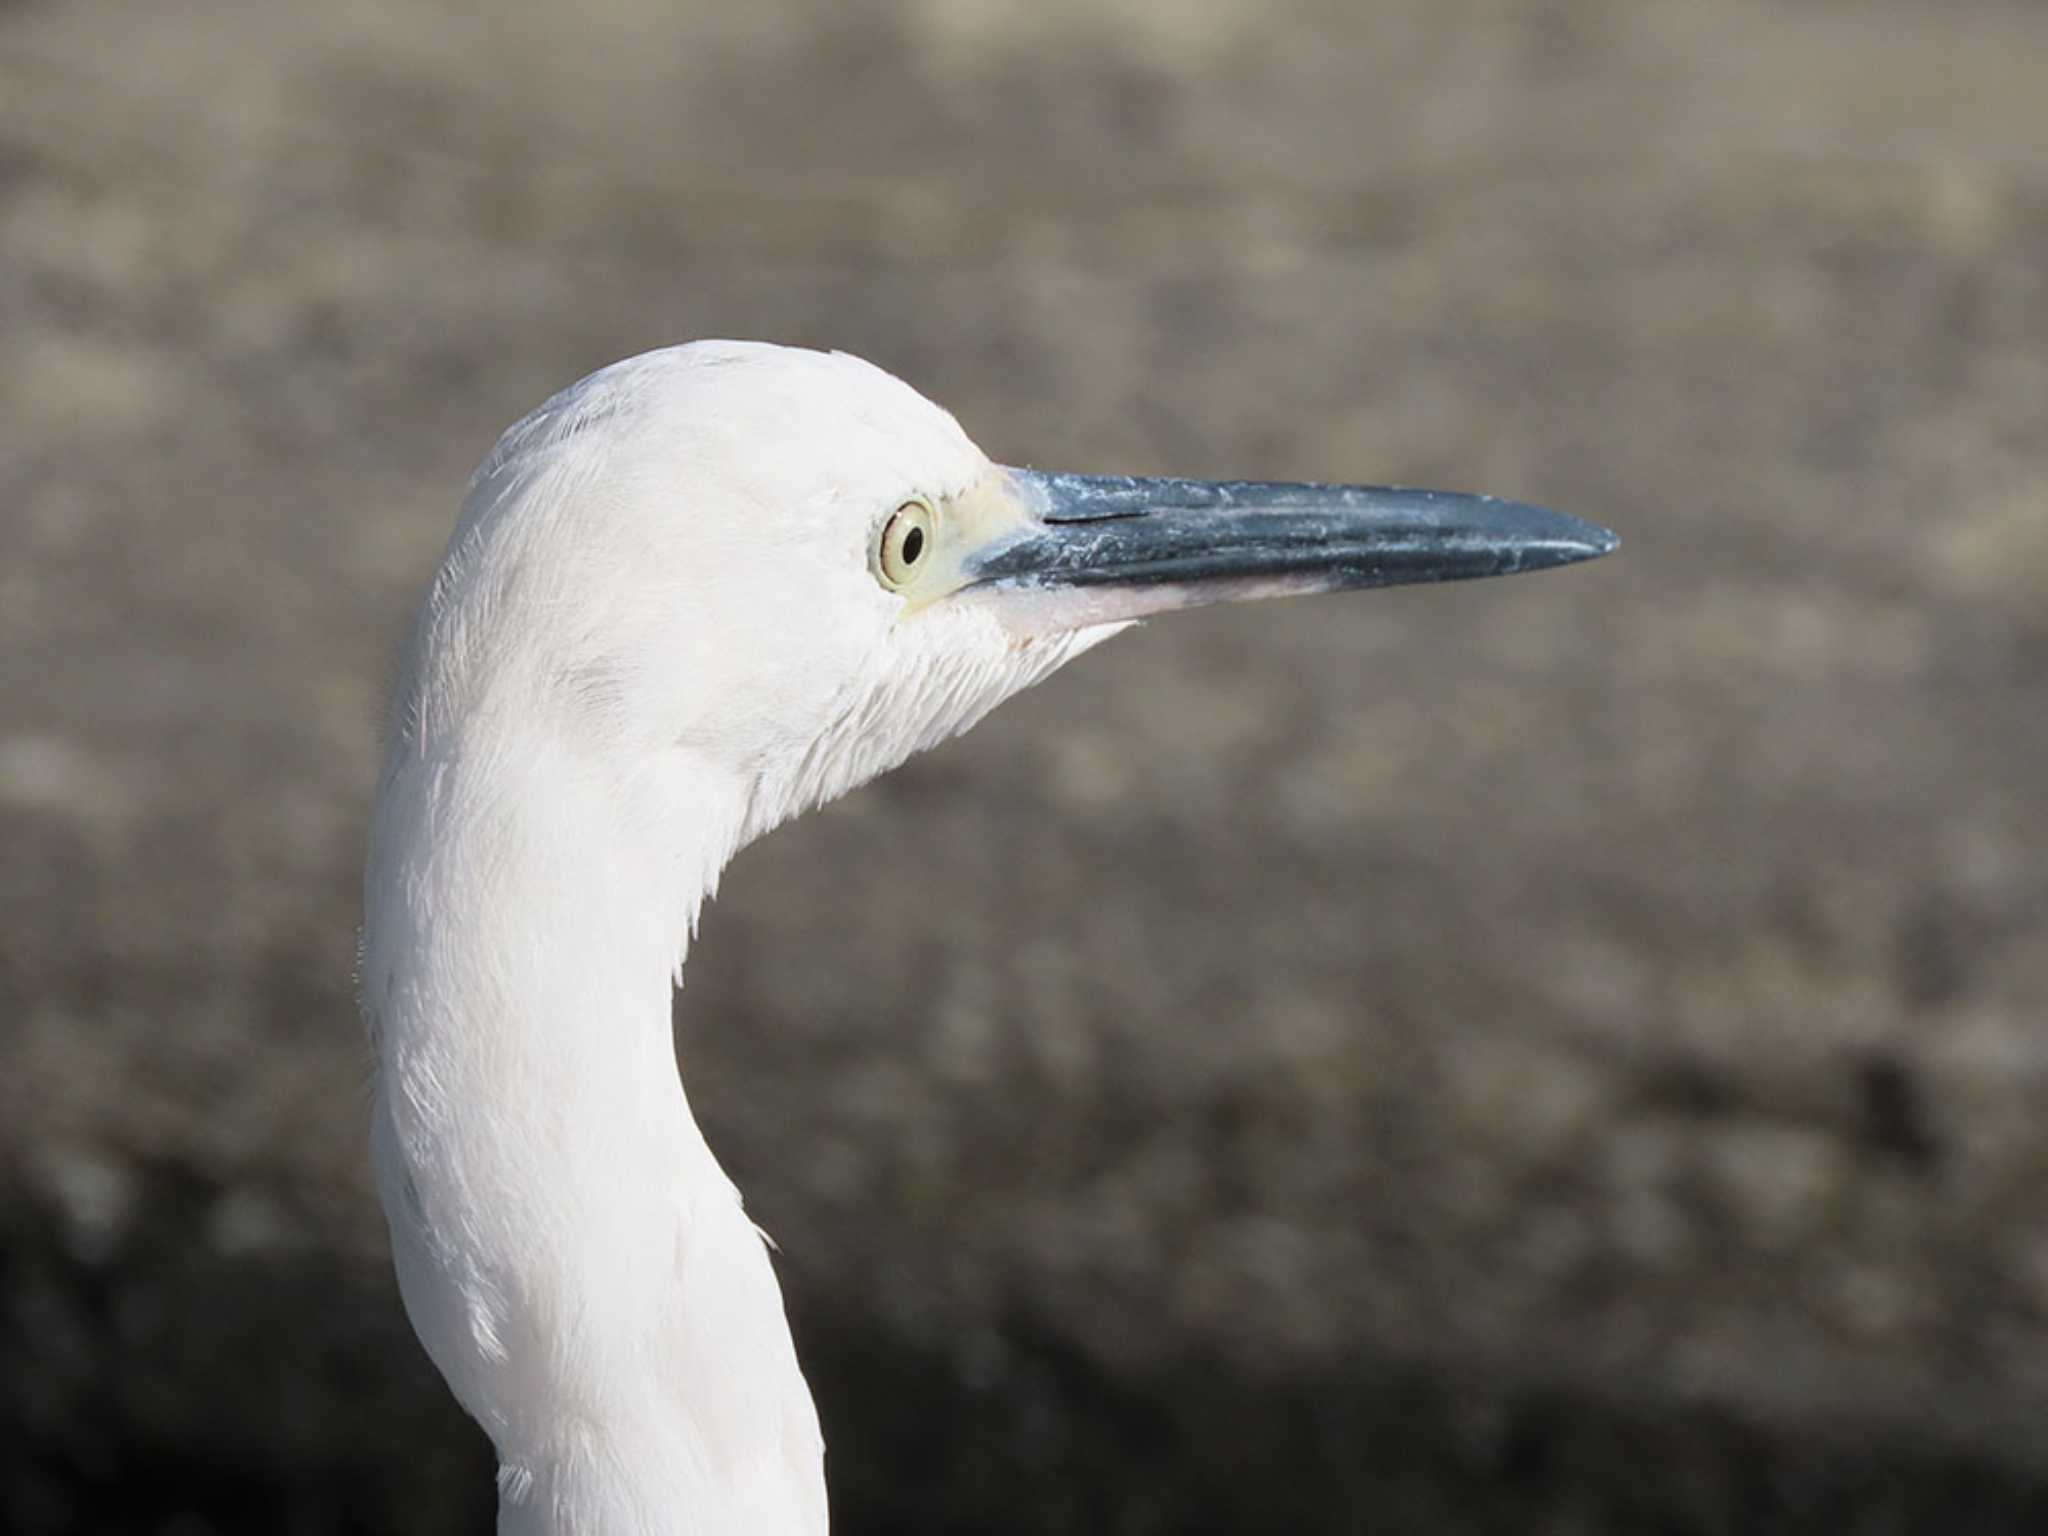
[[361, 340, 1613, 1533]]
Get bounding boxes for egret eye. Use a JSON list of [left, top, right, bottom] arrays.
[[876, 500, 936, 590]]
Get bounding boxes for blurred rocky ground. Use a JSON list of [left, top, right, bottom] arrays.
[[3, 1, 2046, 1531]]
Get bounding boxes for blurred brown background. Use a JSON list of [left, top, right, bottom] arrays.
[[3, 1, 2046, 1531]]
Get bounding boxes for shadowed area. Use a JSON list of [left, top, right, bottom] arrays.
[[3, 0, 2046, 1530]]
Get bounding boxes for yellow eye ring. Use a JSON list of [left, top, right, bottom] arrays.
[[876, 500, 936, 591]]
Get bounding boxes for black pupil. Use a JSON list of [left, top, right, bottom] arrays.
[[899, 524, 925, 564]]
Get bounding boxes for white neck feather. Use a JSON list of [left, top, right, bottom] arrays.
[[363, 720, 827, 1535]]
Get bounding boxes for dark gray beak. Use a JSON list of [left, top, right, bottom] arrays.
[[974, 470, 1617, 605]]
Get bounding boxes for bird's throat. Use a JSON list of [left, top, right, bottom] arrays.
[[362, 734, 827, 1533]]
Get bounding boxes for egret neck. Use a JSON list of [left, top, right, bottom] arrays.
[[366, 717, 825, 1534]]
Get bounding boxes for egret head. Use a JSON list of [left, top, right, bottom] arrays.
[[397, 340, 1614, 845], [370, 339, 1617, 1532]]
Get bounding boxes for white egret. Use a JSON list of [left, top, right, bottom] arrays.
[[360, 340, 1615, 1534]]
